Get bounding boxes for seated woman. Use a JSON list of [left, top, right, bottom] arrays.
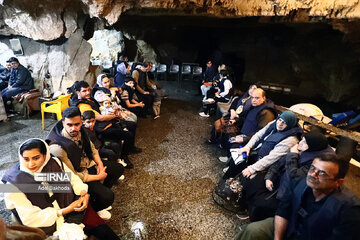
[[241, 131, 333, 222], [2, 138, 119, 239], [92, 73, 137, 123], [223, 111, 302, 180]]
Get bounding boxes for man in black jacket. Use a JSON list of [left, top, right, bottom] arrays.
[[235, 152, 360, 240], [1, 57, 34, 105], [0, 60, 11, 91]]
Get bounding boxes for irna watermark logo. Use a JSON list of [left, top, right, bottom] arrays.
[[34, 172, 71, 182]]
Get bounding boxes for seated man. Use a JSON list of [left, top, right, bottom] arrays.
[[71, 81, 141, 163], [47, 107, 124, 220], [0, 60, 11, 91], [232, 88, 276, 144], [200, 60, 217, 100], [207, 84, 257, 145], [235, 153, 360, 240], [1, 57, 34, 107], [132, 62, 154, 116], [199, 69, 233, 117], [218, 88, 276, 161]]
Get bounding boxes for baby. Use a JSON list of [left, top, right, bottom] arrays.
[[100, 97, 118, 116]]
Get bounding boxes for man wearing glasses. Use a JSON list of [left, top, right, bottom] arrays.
[[235, 152, 360, 240]]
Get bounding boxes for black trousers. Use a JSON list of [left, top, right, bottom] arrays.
[[87, 161, 123, 211], [222, 154, 257, 180], [101, 126, 134, 157], [99, 141, 122, 162], [242, 172, 278, 222], [85, 224, 119, 240], [129, 106, 147, 118], [137, 92, 154, 115]]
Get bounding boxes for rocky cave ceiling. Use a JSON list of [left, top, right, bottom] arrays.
[[1, 0, 360, 105]]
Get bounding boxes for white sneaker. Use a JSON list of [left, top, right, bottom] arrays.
[[218, 156, 229, 163], [223, 167, 229, 173], [118, 175, 125, 181], [104, 206, 112, 211], [199, 112, 210, 117], [204, 98, 215, 104], [97, 209, 111, 220], [117, 159, 127, 167]]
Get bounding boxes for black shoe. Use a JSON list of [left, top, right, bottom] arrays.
[[130, 146, 142, 154], [124, 157, 134, 169]]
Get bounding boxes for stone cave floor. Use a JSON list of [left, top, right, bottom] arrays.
[[0, 81, 360, 239]]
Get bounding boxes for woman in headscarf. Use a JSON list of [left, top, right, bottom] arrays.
[[2, 138, 119, 239], [223, 110, 302, 180], [91, 74, 137, 123], [240, 131, 333, 222]]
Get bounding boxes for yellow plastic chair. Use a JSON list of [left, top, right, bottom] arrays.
[[41, 94, 71, 130]]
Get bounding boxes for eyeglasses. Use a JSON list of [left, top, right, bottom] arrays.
[[308, 165, 336, 180]]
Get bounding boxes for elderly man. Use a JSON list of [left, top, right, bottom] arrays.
[[47, 107, 124, 220], [1, 57, 33, 105], [235, 152, 360, 240], [232, 88, 276, 144], [0, 60, 11, 91]]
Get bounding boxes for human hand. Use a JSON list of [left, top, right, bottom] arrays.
[[8, 85, 12, 89], [96, 162, 105, 174], [74, 194, 89, 211], [68, 198, 83, 212], [238, 146, 250, 156], [97, 166, 107, 181], [290, 144, 299, 154], [265, 179, 274, 191], [242, 168, 252, 178], [235, 135, 244, 143], [144, 91, 150, 95]]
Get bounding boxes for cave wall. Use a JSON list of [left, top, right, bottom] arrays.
[[1, 0, 360, 103]]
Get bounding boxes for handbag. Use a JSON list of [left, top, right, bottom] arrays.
[[214, 177, 245, 209]]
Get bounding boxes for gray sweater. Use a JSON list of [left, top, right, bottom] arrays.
[[245, 120, 299, 174]]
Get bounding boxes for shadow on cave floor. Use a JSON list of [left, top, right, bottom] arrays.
[[0, 80, 359, 239]]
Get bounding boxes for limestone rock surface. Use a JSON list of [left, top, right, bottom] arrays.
[[82, 0, 360, 25], [88, 29, 125, 62]]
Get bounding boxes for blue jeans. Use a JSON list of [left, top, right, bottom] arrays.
[[1, 87, 24, 102]]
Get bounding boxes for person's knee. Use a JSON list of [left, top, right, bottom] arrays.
[[235, 218, 274, 240]]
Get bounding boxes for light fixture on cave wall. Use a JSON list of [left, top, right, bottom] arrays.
[[9, 38, 23, 56]]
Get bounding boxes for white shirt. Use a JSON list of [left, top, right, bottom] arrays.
[[4, 157, 88, 234]]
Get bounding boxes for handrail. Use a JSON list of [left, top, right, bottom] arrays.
[[276, 105, 360, 143]]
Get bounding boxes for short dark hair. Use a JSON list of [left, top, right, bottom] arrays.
[[317, 153, 349, 179], [219, 69, 228, 77], [20, 139, 47, 156], [75, 81, 90, 92], [125, 77, 135, 83], [62, 107, 81, 120], [82, 110, 95, 120], [8, 57, 19, 63], [142, 62, 149, 68]]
